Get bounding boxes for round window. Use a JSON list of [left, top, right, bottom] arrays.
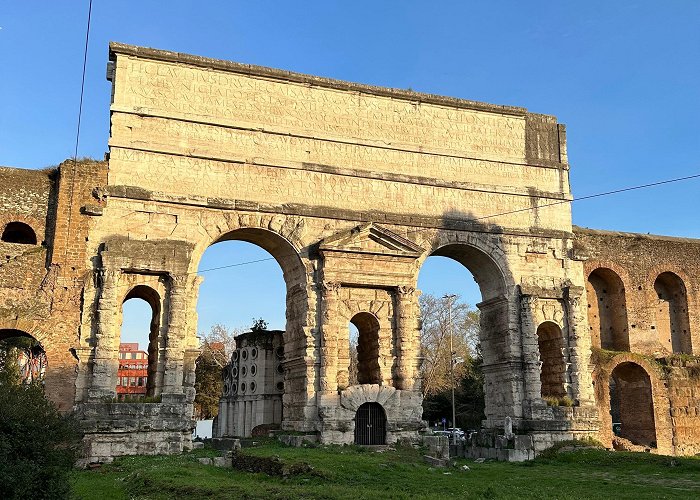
[[241, 366, 247, 377], [276, 346, 284, 359], [232, 383, 238, 394], [232, 351, 239, 362], [231, 366, 238, 378], [251, 347, 258, 359], [250, 364, 257, 376], [240, 382, 246, 393], [223, 383, 230, 396], [276, 381, 284, 392], [222, 367, 230, 381], [276, 364, 284, 375], [241, 349, 248, 360], [250, 381, 256, 393]]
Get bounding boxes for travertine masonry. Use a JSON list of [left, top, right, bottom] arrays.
[[2, 43, 697, 461]]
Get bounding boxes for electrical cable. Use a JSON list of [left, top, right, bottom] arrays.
[[73, 0, 93, 161]]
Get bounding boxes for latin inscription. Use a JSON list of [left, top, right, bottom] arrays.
[[109, 147, 560, 229], [110, 114, 561, 193], [115, 58, 526, 160]]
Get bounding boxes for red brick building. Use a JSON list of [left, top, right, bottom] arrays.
[[117, 343, 148, 400]]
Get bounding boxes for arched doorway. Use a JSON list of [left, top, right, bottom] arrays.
[[536, 322, 567, 399], [654, 272, 691, 354], [586, 268, 629, 351], [609, 362, 656, 447], [416, 253, 483, 430], [0, 329, 47, 384], [354, 402, 387, 445]]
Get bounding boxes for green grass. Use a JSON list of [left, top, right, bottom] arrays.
[[71, 441, 700, 499]]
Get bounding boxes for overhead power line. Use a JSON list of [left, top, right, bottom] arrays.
[[73, 0, 93, 160], [192, 170, 700, 276]]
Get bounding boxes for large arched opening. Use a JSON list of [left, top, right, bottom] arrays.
[[0, 329, 47, 384], [609, 362, 656, 448], [586, 268, 629, 351], [416, 240, 509, 430], [196, 227, 307, 438], [654, 272, 691, 354]]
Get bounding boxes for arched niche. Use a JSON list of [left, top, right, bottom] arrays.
[[586, 268, 629, 351], [654, 272, 691, 354], [1, 221, 37, 245], [536, 321, 567, 399], [349, 312, 381, 385]]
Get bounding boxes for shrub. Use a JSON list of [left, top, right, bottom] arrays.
[[0, 365, 82, 499]]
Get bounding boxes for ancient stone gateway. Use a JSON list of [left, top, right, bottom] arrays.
[[61, 42, 599, 460]]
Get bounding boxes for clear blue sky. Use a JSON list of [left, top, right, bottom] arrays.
[[1, 2, 698, 345]]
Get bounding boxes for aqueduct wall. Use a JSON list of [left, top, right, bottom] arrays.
[[0, 43, 699, 460]]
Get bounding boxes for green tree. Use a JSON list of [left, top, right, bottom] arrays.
[[0, 339, 82, 499], [419, 293, 485, 429]]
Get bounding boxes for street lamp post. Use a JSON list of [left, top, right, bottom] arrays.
[[443, 294, 457, 445]]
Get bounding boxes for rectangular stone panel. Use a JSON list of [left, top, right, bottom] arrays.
[[111, 56, 528, 163], [109, 113, 564, 195], [108, 147, 572, 231]]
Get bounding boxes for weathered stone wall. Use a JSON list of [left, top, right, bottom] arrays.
[[0, 160, 107, 411], [89, 42, 597, 455], [576, 227, 700, 356], [577, 227, 700, 455]]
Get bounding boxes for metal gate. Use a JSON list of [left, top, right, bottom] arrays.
[[354, 402, 386, 445]]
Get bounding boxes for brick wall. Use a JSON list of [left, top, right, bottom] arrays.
[[578, 227, 700, 455], [0, 159, 107, 411]]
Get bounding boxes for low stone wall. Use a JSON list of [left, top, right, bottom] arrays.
[[76, 394, 195, 463]]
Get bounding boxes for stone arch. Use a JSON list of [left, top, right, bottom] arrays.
[[337, 295, 393, 389], [349, 312, 381, 385], [609, 362, 656, 448], [0, 328, 47, 384], [415, 232, 516, 426], [586, 267, 629, 351], [653, 272, 691, 354], [120, 284, 163, 396], [1, 221, 37, 245], [0, 319, 52, 348], [593, 354, 672, 453], [536, 321, 567, 399], [417, 231, 512, 301], [192, 224, 311, 429]]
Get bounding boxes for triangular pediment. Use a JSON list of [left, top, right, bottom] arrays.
[[319, 223, 423, 258]]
